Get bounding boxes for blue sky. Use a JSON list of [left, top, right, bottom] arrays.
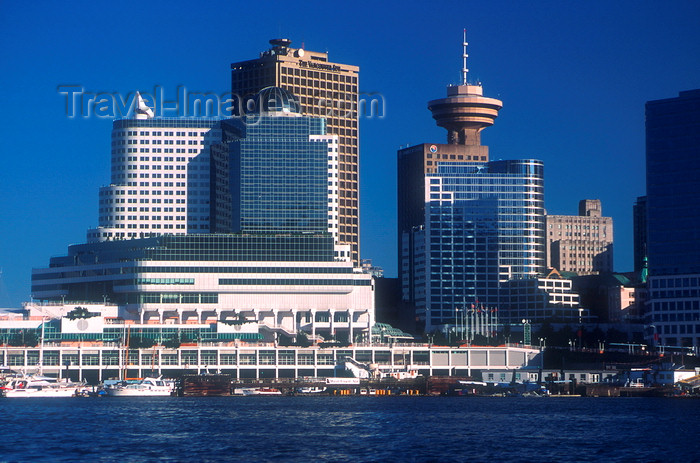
[[1, 1, 699, 307]]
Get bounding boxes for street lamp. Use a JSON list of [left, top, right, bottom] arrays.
[[455, 308, 460, 342]]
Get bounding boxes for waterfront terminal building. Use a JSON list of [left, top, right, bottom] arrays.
[[33, 87, 369, 347], [1, 303, 539, 383]]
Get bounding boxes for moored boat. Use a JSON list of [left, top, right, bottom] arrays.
[[104, 377, 174, 397], [1, 375, 84, 398], [241, 387, 282, 396]]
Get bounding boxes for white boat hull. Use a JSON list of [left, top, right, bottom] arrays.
[[105, 388, 172, 397], [104, 377, 174, 397], [2, 386, 81, 398], [240, 388, 282, 396]]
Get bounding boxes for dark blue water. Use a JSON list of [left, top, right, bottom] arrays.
[[0, 396, 697, 462]]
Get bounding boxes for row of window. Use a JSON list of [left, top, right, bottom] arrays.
[[101, 207, 188, 213], [0, 349, 439, 368], [648, 323, 700, 335], [116, 148, 196, 154], [101, 198, 187, 205], [651, 276, 700, 288], [120, 131, 204, 137], [651, 299, 700, 310], [139, 293, 218, 304], [549, 223, 608, 230], [218, 278, 371, 286]]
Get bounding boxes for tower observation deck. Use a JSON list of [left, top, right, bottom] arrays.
[[428, 31, 502, 146]]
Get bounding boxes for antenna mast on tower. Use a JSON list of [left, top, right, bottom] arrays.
[[462, 29, 469, 85]]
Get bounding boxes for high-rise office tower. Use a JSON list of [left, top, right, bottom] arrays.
[[645, 89, 700, 348], [414, 160, 546, 330], [230, 39, 360, 264], [398, 32, 502, 318], [216, 86, 346, 257], [545, 199, 614, 275], [88, 94, 220, 242]]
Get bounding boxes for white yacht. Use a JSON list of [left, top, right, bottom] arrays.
[[104, 377, 174, 397], [239, 387, 282, 396], [1, 375, 83, 398]]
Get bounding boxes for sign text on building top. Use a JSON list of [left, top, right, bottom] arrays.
[[298, 60, 342, 73]]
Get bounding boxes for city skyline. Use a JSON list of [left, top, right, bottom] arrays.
[[1, 1, 699, 307]]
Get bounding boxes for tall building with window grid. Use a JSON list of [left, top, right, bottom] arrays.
[[215, 86, 346, 258], [645, 89, 700, 349], [545, 199, 614, 275], [410, 160, 547, 331], [87, 115, 220, 243], [230, 38, 360, 264]]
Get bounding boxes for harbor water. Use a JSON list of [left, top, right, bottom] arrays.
[[1, 396, 697, 462]]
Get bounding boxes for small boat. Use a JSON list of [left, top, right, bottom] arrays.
[[104, 377, 174, 397], [297, 386, 324, 394], [1, 375, 83, 398], [241, 387, 282, 396]]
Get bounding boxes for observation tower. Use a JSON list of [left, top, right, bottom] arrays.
[[428, 30, 503, 146]]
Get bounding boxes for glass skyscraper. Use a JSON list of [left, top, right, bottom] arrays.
[[216, 86, 343, 253], [645, 89, 700, 348], [231, 39, 361, 264], [411, 160, 546, 330]]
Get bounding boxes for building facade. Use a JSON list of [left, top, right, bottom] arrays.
[[34, 87, 373, 347], [1, 302, 539, 383], [87, 106, 221, 242], [546, 199, 614, 275], [645, 89, 700, 348], [217, 87, 345, 255], [398, 144, 490, 308], [31, 234, 373, 344], [398, 35, 502, 324], [230, 39, 360, 264], [500, 273, 581, 324], [411, 160, 546, 330]]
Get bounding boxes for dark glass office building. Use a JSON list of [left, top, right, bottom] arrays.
[[645, 89, 700, 348], [410, 160, 546, 330], [231, 39, 361, 264], [225, 115, 330, 233]]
